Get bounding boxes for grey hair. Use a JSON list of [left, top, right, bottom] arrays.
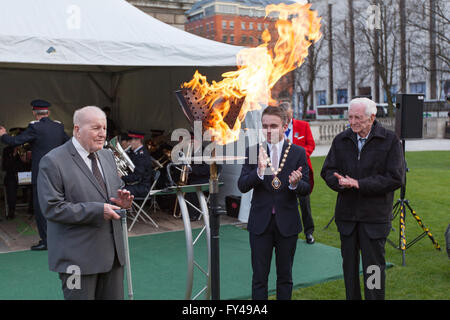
[[73, 106, 106, 126], [349, 98, 377, 116], [34, 110, 49, 116]]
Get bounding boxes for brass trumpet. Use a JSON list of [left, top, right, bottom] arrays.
[[105, 136, 135, 176]]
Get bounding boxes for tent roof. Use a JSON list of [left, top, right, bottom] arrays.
[[0, 0, 242, 68]]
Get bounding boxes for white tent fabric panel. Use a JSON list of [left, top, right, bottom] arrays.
[[0, 0, 242, 67]]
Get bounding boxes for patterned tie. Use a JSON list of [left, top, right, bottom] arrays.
[[88, 152, 107, 194], [271, 144, 279, 171]]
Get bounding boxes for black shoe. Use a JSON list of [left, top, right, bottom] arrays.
[[31, 243, 47, 251], [306, 233, 315, 244]]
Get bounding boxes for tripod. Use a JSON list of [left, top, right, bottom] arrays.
[[387, 140, 441, 266]]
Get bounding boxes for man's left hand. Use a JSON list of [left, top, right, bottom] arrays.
[[110, 189, 134, 209], [334, 172, 359, 189], [289, 166, 303, 187]]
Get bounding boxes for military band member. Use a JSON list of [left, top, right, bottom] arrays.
[[121, 131, 154, 198], [1, 128, 32, 220], [0, 100, 69, 250]]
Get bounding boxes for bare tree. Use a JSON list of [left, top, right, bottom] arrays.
[[406, 0, 449, 99], [355, 0, 399, 115], [399, 0, 407, 93], [294, 38, 325, 118], [348, 0, 356, 98], [328, 3, 334, 105]]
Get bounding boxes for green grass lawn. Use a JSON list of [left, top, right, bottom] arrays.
[[289, 150, 450, 300]]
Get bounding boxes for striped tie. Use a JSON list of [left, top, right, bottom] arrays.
[[88, 152, 107, 194]]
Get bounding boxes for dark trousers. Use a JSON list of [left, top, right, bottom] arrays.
[[339, 222, 387, 300], [249, 215, 298, 300], [4, 175, 17, 217], [59, 255, 124, 300], [33, 184, 47, 246], [298, 194, 314, 235]]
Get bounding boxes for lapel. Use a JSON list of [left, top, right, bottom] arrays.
[[67, 141, 109, 201], [97, 150, 111, 197]]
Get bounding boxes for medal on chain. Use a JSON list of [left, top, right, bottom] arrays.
[[260, 141, 292, 190]]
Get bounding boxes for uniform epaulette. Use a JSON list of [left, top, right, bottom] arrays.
[[29, 120, 38, 124], [53, 120, 62, 124]]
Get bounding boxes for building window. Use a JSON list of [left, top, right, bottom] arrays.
[[383, 85, 397, 103], [239, 8, 251, 16], [257, 23, 262, 31], [410, 82, 426, 97], [205, 6, 215, 17], [230, 35, 234, 44], [249, 22, 254, 30], [248, 36, 253, 44], [440, 80, 450, 100], [222, 35, 228, 43], [229, 21, 234, 30], [316, 90, 327, 105], [218, 5, 236, 14], [264, 23, 269, 30], [336, 89, 348, 104], [241, 35, 247, 44], [241, 22, 245, 30], [358, 87, 371, 97], [222, 21, 227, 29]]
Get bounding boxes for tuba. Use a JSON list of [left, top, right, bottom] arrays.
[[105, 136, 135, 176]]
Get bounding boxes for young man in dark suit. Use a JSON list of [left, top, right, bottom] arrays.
[[238, 106, 310, 300]]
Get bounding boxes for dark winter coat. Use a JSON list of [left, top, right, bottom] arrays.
[[321, 120, 405, 223]]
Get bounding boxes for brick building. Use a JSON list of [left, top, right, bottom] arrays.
[[184, 0, 294, 46]]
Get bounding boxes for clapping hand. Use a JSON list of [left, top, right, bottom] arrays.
[[333, 172, 359, 189], [257, 146, 268, 176], [289, 166, 302, 187]]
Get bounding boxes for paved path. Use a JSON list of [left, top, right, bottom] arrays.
[[312, 139, 450, 157]]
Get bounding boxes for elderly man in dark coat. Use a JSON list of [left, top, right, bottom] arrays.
[[321, 97, 404, 300]]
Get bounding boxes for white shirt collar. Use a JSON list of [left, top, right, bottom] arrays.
[[72, 136, 90, 160], [357, 129, 371, 140], [133, 145, 144, 153], [267, 137, 285, 151]]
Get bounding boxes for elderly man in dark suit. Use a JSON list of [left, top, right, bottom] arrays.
[[238, 106, 310, 300], [321, 97, 404, 300], [0, 100, 69, 250], [37, 106, 133, 300]]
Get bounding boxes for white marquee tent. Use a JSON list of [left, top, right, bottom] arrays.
[[0, 0, 256, 219], [0, 0, 243, 128]]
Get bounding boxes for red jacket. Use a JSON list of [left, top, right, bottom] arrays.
[[290, 119, 315, 192]]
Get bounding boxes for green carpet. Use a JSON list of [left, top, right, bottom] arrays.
[[0, 225, 391, 300]]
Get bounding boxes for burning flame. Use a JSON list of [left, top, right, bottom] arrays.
[[182, 2, 322, 145]]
